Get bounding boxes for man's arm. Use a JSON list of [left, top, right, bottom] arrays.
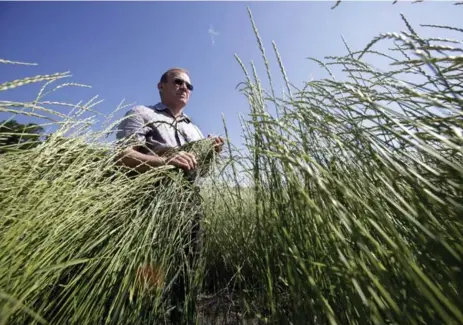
[[115, 106, 198, 173], [117, 146, 197, 173], [116, 147, 166, 173]]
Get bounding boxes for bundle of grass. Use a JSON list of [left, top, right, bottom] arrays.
[[200, 8, 463, 325]]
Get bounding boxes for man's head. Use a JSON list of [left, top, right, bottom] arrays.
[[157, 68, 193, 112]]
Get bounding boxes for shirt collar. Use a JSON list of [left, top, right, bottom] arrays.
[[153, 102, 191, 123]]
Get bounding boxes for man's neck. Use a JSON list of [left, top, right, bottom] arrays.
[[168, 107, 183, 118], [162, 101, 183, 118]]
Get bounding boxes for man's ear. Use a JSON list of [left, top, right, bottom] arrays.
[[157, 82, 163, 92]]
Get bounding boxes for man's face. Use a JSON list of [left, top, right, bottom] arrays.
[[160, 71, 193, 108]]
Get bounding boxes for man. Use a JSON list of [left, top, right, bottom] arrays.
[[115, 67, 224, 323], [116, 67, 223, 172]]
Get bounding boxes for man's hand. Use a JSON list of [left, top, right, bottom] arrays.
[[208, 134, 225, 153], [164, 151, 197, 171]]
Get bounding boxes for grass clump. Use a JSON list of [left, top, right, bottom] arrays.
[[0, 131, 218, 324], [0, 85, 219, 324], [201, 8, 463, 325]]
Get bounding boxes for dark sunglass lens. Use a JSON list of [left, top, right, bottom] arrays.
[[174, 78, 193, 91]]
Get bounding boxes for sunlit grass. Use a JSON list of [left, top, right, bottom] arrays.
[[1, 6, 462, 325]]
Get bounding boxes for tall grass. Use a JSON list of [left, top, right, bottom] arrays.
[[0, 69, 219, 324], [1, 6, 463, 325], [203, 8, 463, 325], [0, 131, 218, 324]]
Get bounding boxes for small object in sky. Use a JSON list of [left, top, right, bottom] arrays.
[[331, 0, 341, 10], [208, 25, 220, 45]]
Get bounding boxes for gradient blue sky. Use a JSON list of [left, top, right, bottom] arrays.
[[1, 1, 461, 147]]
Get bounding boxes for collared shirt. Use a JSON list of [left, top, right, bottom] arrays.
[[116, 102, 204, 154]]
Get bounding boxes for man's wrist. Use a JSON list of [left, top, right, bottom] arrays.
[[147, 155, 167, 167], [159, 156, 168, 166]]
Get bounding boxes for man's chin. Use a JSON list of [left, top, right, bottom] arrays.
[[175, 98, 188, 106]]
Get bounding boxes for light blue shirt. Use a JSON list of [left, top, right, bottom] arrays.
[[116, 102, 204, 155]]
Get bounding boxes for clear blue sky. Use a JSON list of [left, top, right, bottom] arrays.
[[1, 1, 461, 147]]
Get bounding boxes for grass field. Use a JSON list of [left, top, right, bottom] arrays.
[[1, 7, 462, 325]]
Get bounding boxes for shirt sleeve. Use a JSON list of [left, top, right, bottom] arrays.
[[115, 106, 149, 147], [193, 124, 205, 140]]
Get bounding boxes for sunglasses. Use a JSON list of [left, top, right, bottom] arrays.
[[174, 78, 194, 91]]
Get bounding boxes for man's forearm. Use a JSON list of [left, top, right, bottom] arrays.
[[116, 148, 166, 173]]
